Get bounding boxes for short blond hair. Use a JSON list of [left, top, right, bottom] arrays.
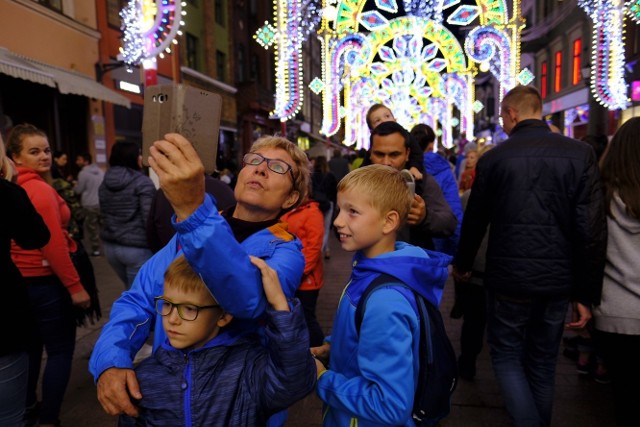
[[249, 136, 310, 209], [164, 255, 212, 296], [337, 164, 412, 225]]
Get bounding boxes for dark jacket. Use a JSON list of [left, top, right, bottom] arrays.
[[120, 300, 316, 427], [455, 119, 606, 305], [99, 166, 156, 248], [424, 151, 463, 256], [146, 175, 235, 253], [0, 179, 50, 356], [397, 172, 458, 250]]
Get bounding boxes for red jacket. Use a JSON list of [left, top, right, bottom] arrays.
[[11, 167, 84, 295], [281, 200, 324, 291]]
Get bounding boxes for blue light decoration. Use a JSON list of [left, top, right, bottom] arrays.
[[447, 5, 480, 26]]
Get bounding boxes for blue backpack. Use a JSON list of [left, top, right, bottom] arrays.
[[355, 273, 457, 427]]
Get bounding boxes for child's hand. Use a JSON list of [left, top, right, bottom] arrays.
[[249, 255, 289, 311], [311, 342, 331, 368], [409, 166, 423, 181]]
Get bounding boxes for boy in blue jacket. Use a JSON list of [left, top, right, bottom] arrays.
[[312, 165, 451, 426], [120, 255, 316, 426]]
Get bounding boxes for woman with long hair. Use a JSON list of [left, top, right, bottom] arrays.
[[99, 141, 156, 288], [6, 124, 90, 427], [593, 117, 640, 427]]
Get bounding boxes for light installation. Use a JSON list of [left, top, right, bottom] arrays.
[[311, 0, 525, 149], [120, 0, 186, 85], [255, 0, 322, 121], [578, 0, 639, 110]]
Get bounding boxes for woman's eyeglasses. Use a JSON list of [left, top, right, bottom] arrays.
[[243, 152, 295, 181], [154, 297, 220, 321]]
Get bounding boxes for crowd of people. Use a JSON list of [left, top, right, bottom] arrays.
[[2, 84, 638, 427]]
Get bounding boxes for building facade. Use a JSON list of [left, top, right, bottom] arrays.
[[0, 0, 130, 168]]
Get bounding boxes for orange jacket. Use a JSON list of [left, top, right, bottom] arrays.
[[281, 200, 324, 291], [11, 167, 83, 294]]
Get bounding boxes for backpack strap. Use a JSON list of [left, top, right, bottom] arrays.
[[355, 273, 419, 334]]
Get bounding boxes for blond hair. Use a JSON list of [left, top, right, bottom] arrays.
[[337, 164, 412, 225], [250, 136, 310, 209], [164, 255, 213, 296]]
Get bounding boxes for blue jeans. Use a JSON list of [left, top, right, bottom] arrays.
[[0, 352, 28, 427], [25, 276, 77, 425], [486, 290, 569, 427], [103, 242, 153, 289]]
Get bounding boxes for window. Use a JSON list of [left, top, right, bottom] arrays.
[[236, 44, 246, 83], [572, 38, 582, 85], [554, 50, 562, 93], [107, 0, 127, 27], [250, 54, 259, 81], [36, 0, 62, 12], [185, 33, 199, 70], [541, 61, 548, 99], [216, 50, 227, 82], [215, 0, 225, 26]]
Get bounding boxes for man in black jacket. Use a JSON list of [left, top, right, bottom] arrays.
[[453, 86, 606, 427]]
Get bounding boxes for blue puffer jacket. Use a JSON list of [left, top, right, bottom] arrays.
[[119, 301, 316, 427], [424, 152, 463, 256], [89, 195, 305, 379], [99, 166, 156, 248], [316, 243, 451, 427]]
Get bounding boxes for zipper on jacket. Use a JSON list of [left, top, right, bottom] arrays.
[[183, 353, 192, 427]]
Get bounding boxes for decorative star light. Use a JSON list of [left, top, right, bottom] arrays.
[[447, 5, 480, 26], [517, 68, 535, 85], [427, 58, 448, 72], [472, 100, 484, 113], [309, 77, 324, 94], [376, 0, 399, 14], [451, 117, 460, 127], [339, 106, 347, 118], [359, 11, 390, 31], [254, 22, 277, 49], [628, 0, 640, 23]]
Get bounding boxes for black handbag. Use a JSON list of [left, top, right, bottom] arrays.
[[70, 239, 102, 326]]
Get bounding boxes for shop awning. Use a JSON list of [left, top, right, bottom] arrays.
[[0, 47, 130, 108]]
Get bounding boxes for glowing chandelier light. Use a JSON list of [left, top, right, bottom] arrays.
[[120, 0, 186, 66], [578, 0, 629, 110]]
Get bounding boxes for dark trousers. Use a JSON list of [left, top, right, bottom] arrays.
[[24, 276, 76, 425], [458, 282, 487, 368], [294, 289, 325, 347], [594, 330, 640, 427]]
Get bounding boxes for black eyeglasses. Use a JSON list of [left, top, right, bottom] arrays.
[[154, 297, 220, 321], [243, 152, 295, 181]]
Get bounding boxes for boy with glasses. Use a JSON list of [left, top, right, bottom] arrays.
[[119, 255, 315, 426]]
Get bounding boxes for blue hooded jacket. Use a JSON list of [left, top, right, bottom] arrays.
[[316, 242, 451, 426], [424, 152, 463, 256], [89, 194, 305, 380]]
